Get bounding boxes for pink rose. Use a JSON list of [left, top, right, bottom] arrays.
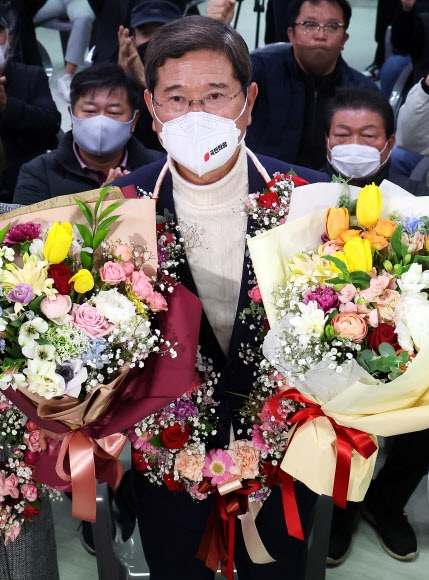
[[99, 261, 127, 285], [147, 291, 168, 312], [113, 244, 133, 262], [129, 271, 154, 301], [40, 294, 72, 320], [0, 401, 10, 411], [248, 285, 262, 303], [0, 473, 19, 497], [72, 303, 114, 338], [174, 448, 204, 482], [26, 430, 40, 452], [5, 523, 21, 545], [228, 440, 260, 479], [120, 262, 135, 276], [331, 312, 368, 342], [21, 482, 38, 502]]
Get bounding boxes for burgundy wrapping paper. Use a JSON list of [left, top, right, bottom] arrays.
[[4, 279, 202, 489]]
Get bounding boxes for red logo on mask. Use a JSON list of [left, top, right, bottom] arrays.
[[204, 152, 210, 162]]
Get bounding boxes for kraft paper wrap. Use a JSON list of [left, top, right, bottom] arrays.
[[0, 186, 158, 275], [247, 182, 429, 501]]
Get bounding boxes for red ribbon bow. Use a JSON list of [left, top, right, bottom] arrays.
[[55, 430, 127, 522], [197, 479, 261, 580], [278, 388, 377, 539]]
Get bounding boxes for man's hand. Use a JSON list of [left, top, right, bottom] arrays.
[[39, 428, 67, 451], [206, 0, 236, 24], [0, 76, 7, 113], [102, 167, 131, 186], [118, 25, 146, 87]]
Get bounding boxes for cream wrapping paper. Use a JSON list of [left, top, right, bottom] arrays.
[[247, 181, 429, 501]]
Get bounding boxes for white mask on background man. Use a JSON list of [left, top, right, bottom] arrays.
[[71, 113, 135, 156], [328, 141, 390, 178], [0, 32, 9, 69], [154, 99, 247, 177]]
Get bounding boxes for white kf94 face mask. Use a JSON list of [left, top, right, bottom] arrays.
[[71, 112, 136, 156], [327, 141, 390, 179], [154, 98, 247, 177]]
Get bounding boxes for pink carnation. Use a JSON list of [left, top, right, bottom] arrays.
[[228, 440, 260, 479], [174, 448, 204, 482], [3, 222, 41, 245]]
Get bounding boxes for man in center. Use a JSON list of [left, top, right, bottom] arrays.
[[114, 15, 330, 579]]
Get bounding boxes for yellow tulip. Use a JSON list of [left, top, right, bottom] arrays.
[[69, 269, 94, 293], [356, 183, 382, 228], [325, 207, 349, 240], [425, 236, 429, 252], [44, 222, 73, 264], [343, 236, 373, 272]]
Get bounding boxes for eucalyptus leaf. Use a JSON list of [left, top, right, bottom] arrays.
[[378, 342, 396, 357]]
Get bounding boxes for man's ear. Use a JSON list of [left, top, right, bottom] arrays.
[[131, 109, 140, 132], [245, 82, 258, 127], [144, 89, 153, 119], [387, 134, 396, 150]]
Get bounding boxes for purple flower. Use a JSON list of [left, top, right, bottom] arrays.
[[401, 217, 423, 235], [3, 222, 41, 246], [302, 285, 339, 313], [7, 284, 35, 305], [170, 400, 199, 422]]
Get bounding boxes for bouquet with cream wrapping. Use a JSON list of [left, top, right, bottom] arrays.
[[247, 180, 429, 509]]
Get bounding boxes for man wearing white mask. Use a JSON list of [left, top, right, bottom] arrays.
[[114, 15, 330, 580], [323, 87, 429, 567], [13, 62, 163, 205], [324, 87, 429, 195], [0, 3, 60, 203]]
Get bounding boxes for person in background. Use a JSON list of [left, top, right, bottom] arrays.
[[113, 15, 330, 579], [34, 0, 95, 102], [323, 87, 429, 566], [208, 0, 379, 170], [0, 4, 60, 202], [118, 0, 182, 151], [13, 63, 163, 205]]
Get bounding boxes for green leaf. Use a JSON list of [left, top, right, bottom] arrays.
[[324, 255, 349, 275], [413, 255, 429, 266], [378, 342, 396, 357], [0, 223, 10, 245], [326, 276, 347, 286], [98, 214, 120, 232], [349, 271, 371, 289], [3, 356, 21, 368], [287, 167, 297, 176], [75, 224, 93, 249], [390, 225, 407, 262], [94, 186, 110, 217], [74, 198, 94, 228], [19, 240, 32, 255], [80, 251, 93, 271], [93, 228, 109, 251], [148, 434, 164, 448], [28, 295, 44, 314], [98, 202, 122, 223]]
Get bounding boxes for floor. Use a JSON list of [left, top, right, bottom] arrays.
[[34, 2, 429, 579]]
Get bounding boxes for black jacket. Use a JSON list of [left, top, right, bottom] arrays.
[[247, 45, 380, 168], [13, 131, 164, 205]]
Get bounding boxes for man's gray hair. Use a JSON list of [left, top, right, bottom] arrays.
[[144, 15, 252, 94]]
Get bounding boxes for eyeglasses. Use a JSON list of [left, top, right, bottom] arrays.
[[292, 21, 346, 34], [152, 87, 246, 117]]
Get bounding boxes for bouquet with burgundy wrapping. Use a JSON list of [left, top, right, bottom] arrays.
[[0, 189, 202, 521]]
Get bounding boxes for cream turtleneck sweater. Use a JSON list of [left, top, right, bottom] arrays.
[[169, 144, 249, 356]]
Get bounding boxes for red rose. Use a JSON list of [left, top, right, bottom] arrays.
[[22, 504, 40, 518], [288, 175, 309, 187], [160, 424, 191, 449], [163, 473, 183, 491], [257, 192, 280, 209], [48, 264, 74, 294], [260, 461, 281, 487], [367, 323, 400, 354], [131, 448, 156, 474]]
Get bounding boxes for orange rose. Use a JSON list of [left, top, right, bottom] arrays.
[[360, 230, 390, 250], [373, 219, 396, 238], [336, 229, 360, 244], [331, 312, 368, 342]]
